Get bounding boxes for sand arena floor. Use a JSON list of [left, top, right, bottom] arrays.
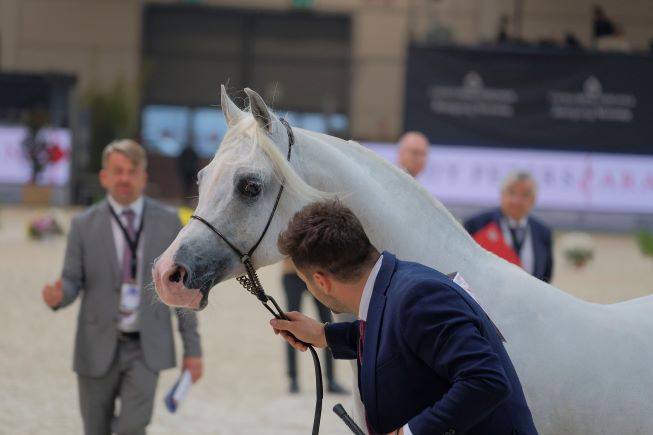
[[1, 205, 652, 435]]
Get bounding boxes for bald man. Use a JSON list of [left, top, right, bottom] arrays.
[[397, 131, 429, 177]]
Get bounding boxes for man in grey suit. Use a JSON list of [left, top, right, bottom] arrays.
[[42, 139, 203, 435]]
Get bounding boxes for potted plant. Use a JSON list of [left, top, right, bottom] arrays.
[[560, 232, 595, 268], [636, 230, 653, 260]]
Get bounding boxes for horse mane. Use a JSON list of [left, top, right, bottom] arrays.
[[216, 115, 330, 203], [217, 111, 466, 240]]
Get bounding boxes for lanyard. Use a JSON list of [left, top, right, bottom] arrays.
[[108, 203, 145, 280]]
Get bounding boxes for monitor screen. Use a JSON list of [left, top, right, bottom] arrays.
[[0, 126, 72, 186]]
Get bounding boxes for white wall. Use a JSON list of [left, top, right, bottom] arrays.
[[1, 0, 141, 91]]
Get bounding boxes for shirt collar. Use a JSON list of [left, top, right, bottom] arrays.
[[358, 254, 384, 321], [505, 216, 528, 229], [107, 195, 145, 220]]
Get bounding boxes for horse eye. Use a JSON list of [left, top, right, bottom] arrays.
[[238, 179, 262, 198]]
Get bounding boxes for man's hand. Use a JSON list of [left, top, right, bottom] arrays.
[[42, 278, 64, 308], [183, 356, 203, 383], [270, 311, 327, 351]]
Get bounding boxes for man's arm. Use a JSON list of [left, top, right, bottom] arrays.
[[269, 311, 358, 359], [324, 321, 359, 360], [401, 283, 511, 434], [175, 308, 203, 382], [46, 215, 84, 310]]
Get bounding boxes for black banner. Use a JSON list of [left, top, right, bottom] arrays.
[[404, 45, 653, 155]]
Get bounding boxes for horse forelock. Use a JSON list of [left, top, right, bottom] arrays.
[[214, 115, 328, 204]]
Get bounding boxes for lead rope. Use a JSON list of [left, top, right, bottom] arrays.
[[237, 256, 323, 435]]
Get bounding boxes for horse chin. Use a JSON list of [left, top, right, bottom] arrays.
[[155, 285, 204, 310], [195, 284, 213, 311]]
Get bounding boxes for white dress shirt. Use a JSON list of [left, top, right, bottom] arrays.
[[358, 254, 383, 321], [500, 216, 534, 276], [107, 195, 145, 331]]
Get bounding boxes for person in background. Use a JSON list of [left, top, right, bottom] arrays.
[[397, 131, 429, 178], [177, 144, 199, 205], [464, 171, 553, 282], [592, 5, 617, 42], [271, 200, 537, 435], [42, 139, 202, 435], [281, 258, 348, 394]]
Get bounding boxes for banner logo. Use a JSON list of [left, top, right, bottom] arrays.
[[429, 71, 518, 118], [548, 76, 637, 123]]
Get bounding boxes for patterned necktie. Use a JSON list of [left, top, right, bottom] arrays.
[[509, 225, 526, 254], [357, 320, 376, 435], [121, 209, 136, 282]]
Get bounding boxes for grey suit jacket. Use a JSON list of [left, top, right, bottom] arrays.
[[58, 197, 201, 377]]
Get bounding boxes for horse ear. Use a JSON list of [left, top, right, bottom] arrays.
[[244, 88, 273, 132], [221, 84, 244, 127]]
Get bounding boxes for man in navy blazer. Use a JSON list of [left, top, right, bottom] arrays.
[[271, 200, 538, 435], [464, 171, 553, 282]]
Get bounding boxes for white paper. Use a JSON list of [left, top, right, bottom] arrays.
[[172, 369, 192, 404]]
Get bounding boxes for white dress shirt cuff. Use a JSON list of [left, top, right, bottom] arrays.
[[403, 423, 413, 435]]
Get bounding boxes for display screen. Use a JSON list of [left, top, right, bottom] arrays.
[[0, 126, 72, 186]]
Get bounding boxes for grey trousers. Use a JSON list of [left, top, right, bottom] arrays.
[[77, 337, 159, 435]]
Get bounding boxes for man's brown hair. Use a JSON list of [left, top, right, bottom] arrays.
[[102, 139, 147, 169], [278, 200, 379, 282]]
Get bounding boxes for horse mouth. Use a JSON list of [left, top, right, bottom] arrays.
[[196, 285, 211, 311]]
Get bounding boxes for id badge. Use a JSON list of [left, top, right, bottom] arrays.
[[120, 283, 141, 313]]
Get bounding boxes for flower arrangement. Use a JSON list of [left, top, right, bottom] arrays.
[[559, 232, 594, 268], [27, 213, 64, 240]]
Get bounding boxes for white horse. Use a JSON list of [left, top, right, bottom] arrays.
[[153, 86, 653, 434]]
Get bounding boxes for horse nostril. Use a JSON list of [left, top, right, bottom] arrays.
[[169, 270, 181, 283], [169, 265, 187, 285]]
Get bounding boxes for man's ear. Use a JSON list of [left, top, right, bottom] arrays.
[[99, 169, 108, 188], [312, 271, 332, 294]]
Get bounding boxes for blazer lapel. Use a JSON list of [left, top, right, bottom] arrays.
[[139, 198, 161, 321], [140, 198, 157, 284], [361, 252, 397, 427], [99, 200, 121, 289], [530, 225, 545, 279]]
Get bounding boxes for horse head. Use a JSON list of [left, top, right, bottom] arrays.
[[152, 86, 325, 310]]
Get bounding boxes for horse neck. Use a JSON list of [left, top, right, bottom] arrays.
[[292, 129, 573, 314], [295, 129, 477, 271]]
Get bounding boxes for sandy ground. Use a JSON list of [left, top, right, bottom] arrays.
[[1, 205, 652, 435]]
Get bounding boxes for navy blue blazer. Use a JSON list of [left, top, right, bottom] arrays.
[[464, 209, 553, 283], [325, 253, 538, 435]]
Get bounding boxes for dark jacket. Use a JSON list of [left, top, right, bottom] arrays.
[[464, 209, 553, 283], [326, 253, 538, 435]]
